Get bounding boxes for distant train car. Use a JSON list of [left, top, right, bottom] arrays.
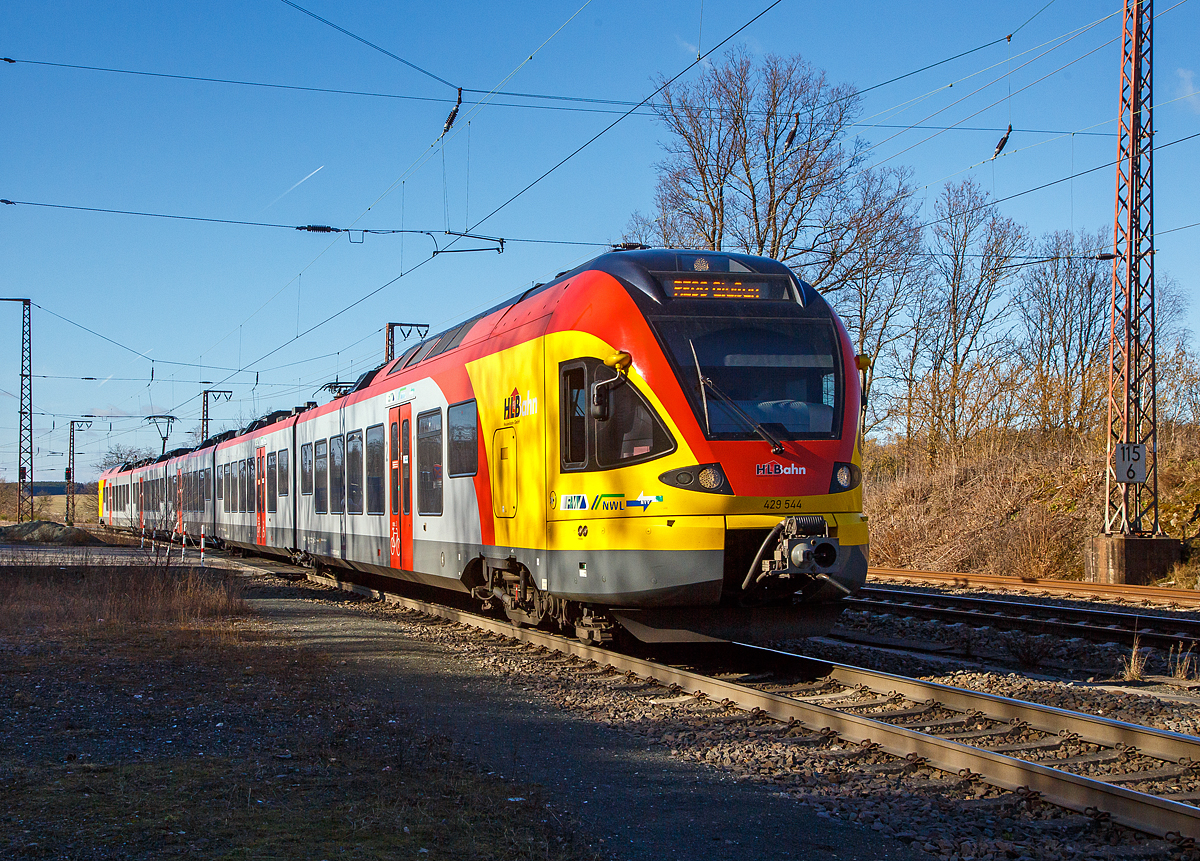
[[99, 249, 868, 644]]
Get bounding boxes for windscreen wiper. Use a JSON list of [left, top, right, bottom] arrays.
[[697, 375, 785, 454], [688, 339, 711, 435]]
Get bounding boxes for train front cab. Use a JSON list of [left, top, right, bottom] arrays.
[[532, 250, 868, 642]]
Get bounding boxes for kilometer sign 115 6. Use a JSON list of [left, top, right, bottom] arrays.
[[1115, 442, 1147, 483]]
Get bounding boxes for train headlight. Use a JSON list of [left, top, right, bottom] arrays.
[[698, 467, 722, 490], [658, 463, 731, 494], [828, 462, 862, 493]]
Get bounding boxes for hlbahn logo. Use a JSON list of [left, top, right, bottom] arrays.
[[503, 388, 538, 420], [756, 462, 806, 476]]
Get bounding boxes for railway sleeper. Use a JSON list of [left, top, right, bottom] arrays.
[[913, 710, 985, 731], [1056, 747, 1134, 767], [946, 719, 1028, 742], [869, 701, 938, 720], [991, 731, 1077, 754], [1104, 765, 1196, 784]]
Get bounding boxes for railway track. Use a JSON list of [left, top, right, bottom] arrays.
[[290, 565, 1200, 848], [869, 566, 1200, 608], [849, 586, 1200, 651]]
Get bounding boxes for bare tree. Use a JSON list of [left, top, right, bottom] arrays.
[[1155, 272, 1200, 427], [1015, 228, 1110, 433], [95, 443, 155, 471], [920, 179, 1027, 458], [627, 48, 905, 295], [818, 167, 927, 437]]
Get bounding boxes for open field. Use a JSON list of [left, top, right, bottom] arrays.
[[0, 553, 599, 861]]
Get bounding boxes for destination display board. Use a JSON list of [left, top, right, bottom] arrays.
[[658, 275, 793, 301]]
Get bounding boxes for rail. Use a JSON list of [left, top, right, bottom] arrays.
[[849, 586, 1200, 650], [302, 567, 1200, 845], [869, 566, 1200, 608]]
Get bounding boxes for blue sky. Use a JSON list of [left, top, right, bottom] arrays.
[[2, 1, 1198, 480]]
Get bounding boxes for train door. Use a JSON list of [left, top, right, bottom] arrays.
[[138, 477, 144, 532], [176, 467, 184, 538], [256, 446, 267, 545], [388, 404, 413, 570], [492, 427, 517, 518]]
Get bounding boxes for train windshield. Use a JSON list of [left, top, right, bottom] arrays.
[[651, 316, 842, 440]]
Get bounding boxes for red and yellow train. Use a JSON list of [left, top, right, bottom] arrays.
[[99, 248, 868, 643]]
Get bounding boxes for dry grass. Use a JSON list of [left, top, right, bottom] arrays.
[[0, 556, 244, 636], [0, 561, 601, 861], [1120, 635, 1148, 682], [863, 425, 1200, 580], [1169, 643, 1198, 681]]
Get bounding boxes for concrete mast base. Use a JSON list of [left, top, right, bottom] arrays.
[[1084, 534, 1182, 586]]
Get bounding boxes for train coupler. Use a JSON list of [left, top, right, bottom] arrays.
[[742, 515, 842, 598]]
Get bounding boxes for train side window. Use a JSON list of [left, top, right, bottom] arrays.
[[416, 409, 442, 515], [238, 460, 246, 512], [389, 422, 399, 515], [216, 465, 223, 500], [330, 434, 345, 514], [402, 419, 411, 516], [314, 440, 328, 514], [366, 424, 385, 515], [447, 400, 478, 477], [277, 450, 289, 496], [301, 443, 314, 495], [266, 452, 278, 514], [561, 365, 588, 469], [249, 456, 257, 513], [346, 430, 364, 515]]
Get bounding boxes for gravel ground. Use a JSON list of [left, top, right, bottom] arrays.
[[255, 571, 1200, 861], [813, 607, 1200, 735]]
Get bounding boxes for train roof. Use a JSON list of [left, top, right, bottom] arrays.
[[379, 247, 820, 378]]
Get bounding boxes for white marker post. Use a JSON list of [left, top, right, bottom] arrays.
[[200, 525, 206, 568]]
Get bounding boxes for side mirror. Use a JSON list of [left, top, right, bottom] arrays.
[[590, 383, 610, 421]]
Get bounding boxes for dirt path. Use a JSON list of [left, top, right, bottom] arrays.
[[246, 580, 922, 861]]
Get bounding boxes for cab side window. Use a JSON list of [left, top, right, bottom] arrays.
[[558, 359, 674, 472]]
